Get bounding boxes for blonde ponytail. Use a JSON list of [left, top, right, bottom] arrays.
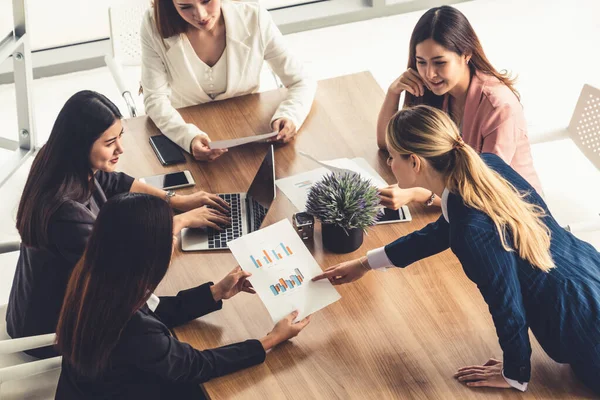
[[387, 105, 554, 272]]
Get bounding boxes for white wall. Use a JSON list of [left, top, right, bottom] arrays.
[[27, 0, 115, 50], [0, 0, 13, 41]]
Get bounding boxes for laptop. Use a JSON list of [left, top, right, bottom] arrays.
[[181, 145, 276, 251]]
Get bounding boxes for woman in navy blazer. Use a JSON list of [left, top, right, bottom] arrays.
[[314, 105, 600, 394], [55, 193, 310, 399]]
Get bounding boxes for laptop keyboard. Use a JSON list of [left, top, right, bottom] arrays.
[[207, 193, 242, 249], [251, 199, 268, 231]]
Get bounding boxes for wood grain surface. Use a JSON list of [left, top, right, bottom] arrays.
[[118, 72, 594, 399]]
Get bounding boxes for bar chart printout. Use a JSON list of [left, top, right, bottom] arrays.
[[228, 219, 341, 322], [270, 268, 304, 295], [250, 242, 294, 268]]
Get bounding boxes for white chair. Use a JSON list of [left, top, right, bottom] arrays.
[[0, 242, 61, 400], [105, 0, 282, 118], [104, 0, 151, 118], [529, 84, 600, 245]]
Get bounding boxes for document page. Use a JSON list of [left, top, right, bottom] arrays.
[[208, 132, 278, 149], [275, 156, 389, 211], [228, 219, 341, 322]]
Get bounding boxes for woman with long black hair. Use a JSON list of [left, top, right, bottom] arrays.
[[55, 193, 309, 399], [7, 90, 230, 358]]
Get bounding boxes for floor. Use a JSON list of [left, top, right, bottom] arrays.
[[1, 0, 600, 301]]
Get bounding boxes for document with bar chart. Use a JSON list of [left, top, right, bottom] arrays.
[[228, 219, 341, 323]]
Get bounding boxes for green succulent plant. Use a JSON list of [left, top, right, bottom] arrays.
[[306, 172, 380, 231]]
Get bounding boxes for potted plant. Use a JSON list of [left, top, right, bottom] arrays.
[[306, 172, 380, 253]]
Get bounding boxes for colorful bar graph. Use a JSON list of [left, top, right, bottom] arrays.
[[270, 268, 305, 296], [249, 242, 294, 268], [295, 180, 312, 188], [263, 250, 272, 263]]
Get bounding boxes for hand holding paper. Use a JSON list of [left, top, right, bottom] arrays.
[[259, 311, 311, 351], [228, 219, 341, 322], [208, 132, 278, 150]]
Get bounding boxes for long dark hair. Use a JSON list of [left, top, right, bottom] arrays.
[[403, 5, 519, 108], [153, 0, 189, 38], [56, 193, 174, 377], [16, 90, 122, 248]]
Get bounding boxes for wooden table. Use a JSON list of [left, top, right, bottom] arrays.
[[119, 72, 592, 399]]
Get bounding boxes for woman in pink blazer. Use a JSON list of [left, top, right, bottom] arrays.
[[377, 5, 542, 209]]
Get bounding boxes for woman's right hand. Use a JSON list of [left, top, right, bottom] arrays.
[[378, 184, 416, 209], [312, 257, 370, 286], [190, 134, 228, 162], [174, 207, 231, 234], [259, 311, 311, 351], [388, 68, 427, 97]]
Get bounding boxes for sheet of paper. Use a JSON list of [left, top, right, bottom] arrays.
[[228, 219, 341, 323], [275, 167, 330, 211], [208, 131, 278, 149], [299, 151, 388, 188], [275, 155, 390, 211]]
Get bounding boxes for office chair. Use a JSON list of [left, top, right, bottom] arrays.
[[105, 0, 283, 118], [0, 241, 61, 400], [104, 0, 150, 118], [529, 84, 600, 241]]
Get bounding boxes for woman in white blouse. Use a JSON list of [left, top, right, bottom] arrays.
[[141, 0, 317, 161]]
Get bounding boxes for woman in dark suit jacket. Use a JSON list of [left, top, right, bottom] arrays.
[[55, 193, 309, 399], [314, 105, 600, 394], [7, 90, 230, 358]]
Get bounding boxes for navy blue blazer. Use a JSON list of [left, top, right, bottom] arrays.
[[383, 153, 600, 383]]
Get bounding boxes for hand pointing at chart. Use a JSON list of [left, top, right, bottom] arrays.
[[312, 257, 372, 285]]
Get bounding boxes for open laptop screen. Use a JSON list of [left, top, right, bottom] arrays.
[[246, 145, 276, 232]]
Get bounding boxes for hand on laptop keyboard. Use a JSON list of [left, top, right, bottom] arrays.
[[182, 190, 231, 214], [207, 193, 243, 249], [180, 207, 231, 231]]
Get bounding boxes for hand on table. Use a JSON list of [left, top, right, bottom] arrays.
[[211, 266, 255, 301], [378, 184, 415, 210], [311, 257, 370, 286], [454, 358, 511, 389], [191, 134, 228, 161]]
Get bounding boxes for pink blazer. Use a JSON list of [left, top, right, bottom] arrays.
[[443, 71, 542, 194]]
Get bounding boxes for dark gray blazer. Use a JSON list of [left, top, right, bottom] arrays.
[[55, 283, 266, 400], [6, 171, 134, 358]]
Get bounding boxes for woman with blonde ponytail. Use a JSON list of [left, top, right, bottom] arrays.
[[314, 105, 600, 395]]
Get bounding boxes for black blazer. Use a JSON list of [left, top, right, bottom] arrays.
[[383, 153, 600, 384], [55, 283, 266, 400], [6, 171, 134, 358]]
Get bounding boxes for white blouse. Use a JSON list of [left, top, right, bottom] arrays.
[[140, 1, 317, 152], [182, 36, 228, 100]]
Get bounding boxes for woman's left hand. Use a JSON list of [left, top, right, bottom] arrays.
[[454, 358, 511, 389], [270, 118, 297, 143], [211, 266, 255, 301], [174, 191, 230, 214]]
